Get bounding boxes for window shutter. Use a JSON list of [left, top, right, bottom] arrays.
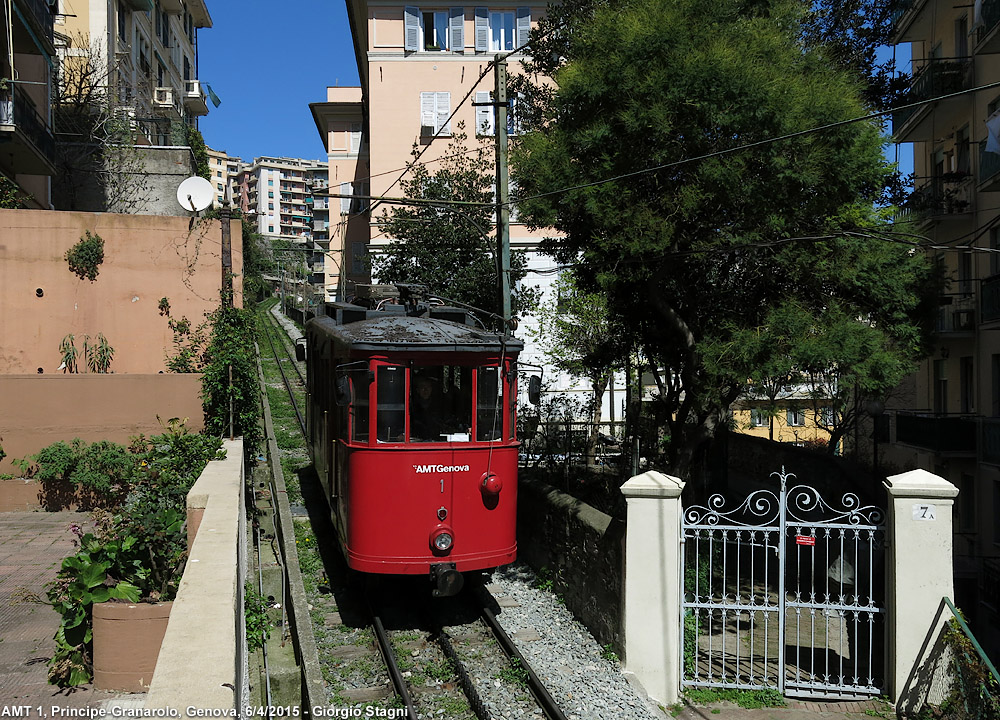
[[476, 91, 493, 136], [350, 122, 361, 153], [404, 6, 420, 52], [437, 91, 451, 135], [516, 8, 531, 49], [420, 91, 437, 133], [474, 7, 489, 52], [449, 8, 464, 52], [340, 182, 351, 214]]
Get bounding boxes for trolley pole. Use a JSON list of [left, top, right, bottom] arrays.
[[494, 55, 513, 334]]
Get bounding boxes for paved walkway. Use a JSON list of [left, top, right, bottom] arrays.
[[676, 698, 892, 720], [0, 511, 127, 708]]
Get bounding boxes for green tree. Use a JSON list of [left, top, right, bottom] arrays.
[[530, 272, 624, 464], [374, 127, 536, 324], [512, 0, 940, 476]]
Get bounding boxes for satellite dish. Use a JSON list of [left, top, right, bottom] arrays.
[[176, 176, 214, 212]]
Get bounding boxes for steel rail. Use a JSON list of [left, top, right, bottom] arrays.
[[259, 310, 306, 437], [264, 308, 307, 386], [432, 626, 491, 720], [478, 592, 569, 720], [369, 605, 419, 720]]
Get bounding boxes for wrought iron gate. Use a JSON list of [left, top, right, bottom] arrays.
[[680, 468, 885, 699]]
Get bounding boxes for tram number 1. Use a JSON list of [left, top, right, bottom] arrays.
[[441, 478, 445, 493], [912, 503, 937, 521]]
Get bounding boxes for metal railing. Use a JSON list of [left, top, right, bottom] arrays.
[[943, 597, 1000, 719], [893, 57, 973, 131], [938, 292, 977, 333], [895, 412, 978, 453], [16, 0, 55, 46], [1, 84, 55, 163], [978, 0, 1000, 45]]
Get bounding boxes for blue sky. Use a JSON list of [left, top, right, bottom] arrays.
[[196, 0, 360, 163]]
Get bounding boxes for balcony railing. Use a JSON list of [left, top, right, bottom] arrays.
[[980, 141, 1000, 190], [901, 174, 973, 219], [0, 84, 55, 168], [982, 275, 1000, 322], [978, 0, 1000, 45], [890, 0, 923, 28], [895, 412, 978, 453], [16, 0, 55, 47], [938, 292, 977, 333], [893, 58, 973, 131]]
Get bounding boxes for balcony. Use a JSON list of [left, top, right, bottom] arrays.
[[891, 0, 932, 43], [0, 84, 55, 175], [14, 0, 55, 53], [937, 292, 977, 334], [184, 80, 209, 116], [977, 0, 1000, 54], [982, 419, 1000, 466], [980, 141, 1000, 191], [153, 87, 176, 114], [982, 275, 1000, 323], [900, 174, 974, 223], [893, 58, 973, 142], [895, 412, 977, 454], [160, 0, 182, 13], [122, 0, 153, 10]]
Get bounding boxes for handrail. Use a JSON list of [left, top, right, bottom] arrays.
[[944, 597, 1000, 685]]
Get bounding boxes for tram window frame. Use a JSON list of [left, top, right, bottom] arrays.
[[408, 364, 474, 443], [476, 365, 504, 442], [345, 365, 370, 443], [376, 364, 407, 442]]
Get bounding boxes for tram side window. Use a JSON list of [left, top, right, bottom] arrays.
[[410, 365, 473, 442], [377, 365, 406, 442], [477, 366, 503, 441], [347, 366, 370, 442]]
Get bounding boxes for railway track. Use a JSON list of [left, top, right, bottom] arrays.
[[257, 304, 572, 720], [370, 585, 569, 720]]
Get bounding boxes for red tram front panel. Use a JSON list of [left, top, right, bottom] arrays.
[[341, 445, 517, 573]]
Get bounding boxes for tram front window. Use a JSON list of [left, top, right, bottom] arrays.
[[410, 366, 472, 442]]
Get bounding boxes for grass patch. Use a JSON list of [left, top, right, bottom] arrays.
[[496, 658, 529, 687], [684, 687, 786, 709]]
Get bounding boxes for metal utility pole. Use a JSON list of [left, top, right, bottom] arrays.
[[494, 55, 513, 334], [220, 189, 233, 308]]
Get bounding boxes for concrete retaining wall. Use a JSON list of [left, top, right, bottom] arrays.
[[516, 476, 625, 652], [146, 437, 245, 714], [0, 373, 204, 481]]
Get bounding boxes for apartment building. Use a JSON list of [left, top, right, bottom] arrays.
[[234, 156, 331, 302], [57, 0, 212, 144], [1, 0, 58, 208], [313, 3, 573, 358], [887, 0, 1000, 658], [206, 145, 243, 206]]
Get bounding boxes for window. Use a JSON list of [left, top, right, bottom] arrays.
[[350, 123, 362, 153], [474, 7, 530, 53], [786, 407, 805, 427], [268, 202, 274, 210], [819, 407, 835, 426], [216, 183, 223, 191], [476, 91, 521, 136], [420, 91, 451, 136], [750, 408, 768, 427], [409, 366, 473, 442], [268, 226, 274, 233], [477, 366, 504, 441], [216, 170, 222, 177], [268, 180, 273, 186], [268, 191, 274, 198], [405, 7, 463, 52], [377, 365, 406, 442]]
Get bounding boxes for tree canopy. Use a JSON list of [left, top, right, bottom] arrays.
[[511, 0, 940, 475], [373, 129, 536, 325]]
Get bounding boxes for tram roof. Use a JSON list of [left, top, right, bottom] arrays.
[[309, 315, 523, 355]]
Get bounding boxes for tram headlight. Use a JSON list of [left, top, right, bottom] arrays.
[[430, 527, 454, 553]]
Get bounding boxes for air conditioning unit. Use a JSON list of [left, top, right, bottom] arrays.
[[153, 87, 174, 107], [420, 125, 436, 137]]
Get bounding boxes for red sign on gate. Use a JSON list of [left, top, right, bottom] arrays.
[[795, 535, 816, 546]]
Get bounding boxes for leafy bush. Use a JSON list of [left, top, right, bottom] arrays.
[[32, 438, 136, 506], [46, 424, 225, 687], [65, 231, 104, 282], [244, 583, 272, 652], [201, 304, 262, 455]]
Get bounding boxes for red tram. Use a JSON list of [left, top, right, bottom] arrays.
[[300, 285, 533, 596]]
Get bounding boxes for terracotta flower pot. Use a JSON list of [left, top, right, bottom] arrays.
[[92, 601, 172, 692]]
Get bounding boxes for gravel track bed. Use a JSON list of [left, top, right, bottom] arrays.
[[488, 564, 666, 720]]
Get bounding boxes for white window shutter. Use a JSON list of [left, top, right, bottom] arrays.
[[437, 92, 451, 135], [449, 8, 464, 52], [404, 6, 420, 52], [350, 122, 361, 153], [340, 182, 351, 213], [476, 91, 493, 136], [516, 8, 531, 49], [420, 91, 437, 133], [474, 7, 489, 52]]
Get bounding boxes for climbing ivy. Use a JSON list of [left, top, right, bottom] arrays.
[[65, 231, 105, 282]]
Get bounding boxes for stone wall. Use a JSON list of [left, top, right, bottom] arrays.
[[516, 476, 625, 652]]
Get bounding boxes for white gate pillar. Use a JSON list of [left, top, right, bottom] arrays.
[[883, 469, 958, 711], [620, 470, 685, 706]]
